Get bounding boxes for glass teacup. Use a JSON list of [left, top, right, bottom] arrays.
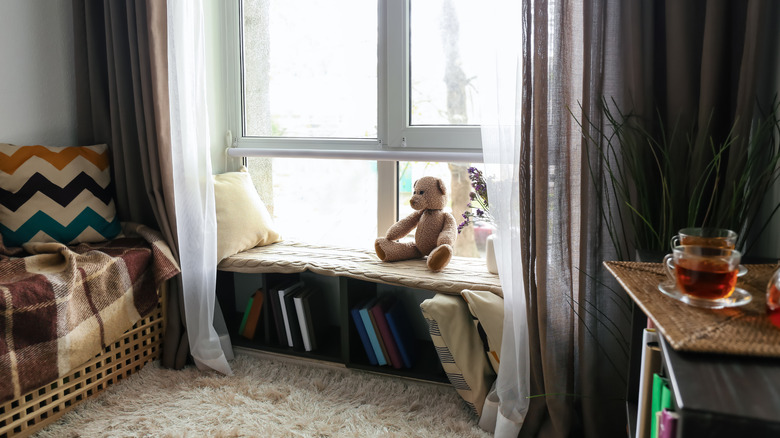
[[663, 245, 741, 300], [670, 227, 737, 250]]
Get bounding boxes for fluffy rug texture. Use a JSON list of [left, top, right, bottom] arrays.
[[34, 353, 491, 437]]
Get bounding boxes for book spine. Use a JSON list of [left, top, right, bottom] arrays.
[[385, 302, 414, 368], [650, 373, 670, 438], [242, 289, 265, 340], [284, 291, 304, 349], [302, 293, 317, 351], [294, 294, 312, 351], [658, 409, 679, 438], [636, 329, 660, 438], [238, 296, 254, 335], [351, 307, 378, 365], [279, 289, 294, 347], [360, 307, 387, 366], [268, 288, 287, 346], [372, 302, 402, 369], [367, 307, 390, 365]]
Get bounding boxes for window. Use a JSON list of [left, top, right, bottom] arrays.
[[241, 0, 377, 139], [246, 157, 378, 248], [222, 0, 486, 254]]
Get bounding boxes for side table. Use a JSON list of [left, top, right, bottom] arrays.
[[605, 261, 780, 437]]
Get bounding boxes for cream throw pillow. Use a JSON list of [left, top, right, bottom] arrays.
[[213, 170, 281, 261], [461, 289, 504, 373], [420, 294, 495, 416]]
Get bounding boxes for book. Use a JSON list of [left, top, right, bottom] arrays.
[[263, 290, 274, 345], [294, 287, 317, 351], [238, 295, 254, 335], [658, 409, 679, 438], [359, 297, 387, 366], [384, 299, 416, 369], [636, 329, 661, 438], [282, 286, 305, 349], [267, 285, 288, 346], [367, 300, 390, 365], [351, 300, 378, 365], [241, 289, 265, 340], [371, 296, 403, 369], [650, 374, 672, 438], [277, 280, 304, 347]]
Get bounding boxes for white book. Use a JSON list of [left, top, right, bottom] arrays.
[[277, 281, 304, 347], [636, 328, 660, 438], [294, 288, 314, 351]]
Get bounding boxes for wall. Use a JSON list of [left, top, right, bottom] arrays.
[[0, 1, 77, 146]]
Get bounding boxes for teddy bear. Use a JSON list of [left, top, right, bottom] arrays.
[[375, 176, 457, 271]]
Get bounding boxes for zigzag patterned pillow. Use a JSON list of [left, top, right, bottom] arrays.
[[0, 143, 121, 247]]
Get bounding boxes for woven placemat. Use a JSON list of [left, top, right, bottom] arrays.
[[219, 241, 502, 297], [605, 261, 780, 357]]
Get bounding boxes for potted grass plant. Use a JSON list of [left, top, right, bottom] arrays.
[[575, 98, 780, 261]]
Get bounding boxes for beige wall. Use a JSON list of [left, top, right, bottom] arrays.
[[0, 1, 77, 146]]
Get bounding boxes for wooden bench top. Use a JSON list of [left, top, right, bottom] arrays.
[[218, 241, 502, 297]]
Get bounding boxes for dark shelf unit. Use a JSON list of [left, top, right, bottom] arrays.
[[217, 269, 448, 384], [620, 269, 780, 438]]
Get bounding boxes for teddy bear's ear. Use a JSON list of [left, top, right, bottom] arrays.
[[412, 179, 419, 189], [437, 178, 448, 195]]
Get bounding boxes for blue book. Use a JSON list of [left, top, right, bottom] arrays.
[[359, 297, 387, 366], [385, 299, 416, 369], [351, 302, 378, 365]]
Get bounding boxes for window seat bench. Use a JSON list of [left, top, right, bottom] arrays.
[[216, 240, 502, 412], [217, 240, 502, 297]]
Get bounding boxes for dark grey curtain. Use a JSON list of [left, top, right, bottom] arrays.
[[72, 0, 189, 370], [622, 0, 780, 253], [515, 1, 777, 437]]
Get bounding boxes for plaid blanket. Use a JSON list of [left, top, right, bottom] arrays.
[[0, 223, 179, 403]]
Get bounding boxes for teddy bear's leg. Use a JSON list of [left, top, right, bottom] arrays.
[[426, 244, 453, 272], [375, 238, 422, 262]]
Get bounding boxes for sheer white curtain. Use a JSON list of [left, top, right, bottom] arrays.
[[167, 0, 232, 375], [480, 1, 528, 436]]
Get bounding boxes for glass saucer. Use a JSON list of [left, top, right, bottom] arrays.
[[738, 264, 748, 277], [657, 281, 752, 309]]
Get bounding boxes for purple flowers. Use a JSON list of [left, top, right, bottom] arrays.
[[457, 167, 493, 234]]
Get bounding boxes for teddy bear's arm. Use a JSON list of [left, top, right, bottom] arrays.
[[385, 210, 424, 241], [437, 212, 458, 246]]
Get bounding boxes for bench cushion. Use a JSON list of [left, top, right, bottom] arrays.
[[420, 293, 496, 416], [218, 240, 502, 297]]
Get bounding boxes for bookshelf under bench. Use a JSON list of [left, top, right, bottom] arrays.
[[216, 241, 502, 384]]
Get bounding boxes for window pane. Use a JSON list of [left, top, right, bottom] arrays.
[[247, 158, 377, 248], [410, 0, 482, 126], [242, 0, 378, 138], [398, 162, 490, 258]]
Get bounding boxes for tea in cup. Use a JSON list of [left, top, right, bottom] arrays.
[[670, 227, 737, 250], [663, 245, 741, 300]]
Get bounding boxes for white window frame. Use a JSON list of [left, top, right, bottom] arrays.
[[219, 0, 482, 233]]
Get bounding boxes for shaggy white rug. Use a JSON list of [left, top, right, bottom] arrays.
[[34, 353, 491, 437]]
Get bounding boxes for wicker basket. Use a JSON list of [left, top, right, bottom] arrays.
[[0, 283, 168, 438]]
